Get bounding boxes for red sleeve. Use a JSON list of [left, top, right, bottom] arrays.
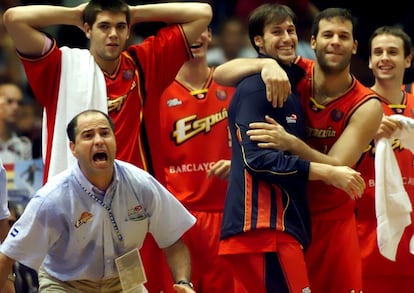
[[295, 56, 313, 72], [128, 24, 192, 101], [19, 42, 62, 183], [19, 42, 61, 112]]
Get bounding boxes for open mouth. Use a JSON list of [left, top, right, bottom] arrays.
[[93, 152, 108, 162]]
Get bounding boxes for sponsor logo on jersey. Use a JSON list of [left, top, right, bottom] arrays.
[[309, 98, 324, 112], [388, 104, 406, 115], [75, 211, 93, 228], [107, 81, 136, 112], [286, 113, 297, 124], [311, 103, 320, 112], [307, 126, 336, 139], [169, 161, 216, 174], [167, 98, 183, 107], [172, 108, 228, 144], [190, 89, 208, 99]]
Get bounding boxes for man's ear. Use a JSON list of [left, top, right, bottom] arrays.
[[405, 54, 412, 69], [352, 40, 358, 55], [310, 36, 316, 50], [69, 141, 76, 157], [84, 23, 91, 39], [254, 35, 263, 50]]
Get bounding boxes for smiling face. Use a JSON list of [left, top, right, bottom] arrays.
[[69, 111, 116, 180], [311, 17, 357, 74], [189, 27, 212, 60], [254, 18, 298, 65], [369, 34, 412, 82]]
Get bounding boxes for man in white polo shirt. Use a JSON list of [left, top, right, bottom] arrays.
[[0, 109, 196, 293]]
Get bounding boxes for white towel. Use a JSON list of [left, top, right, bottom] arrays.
[[43, 47, 107, 180], [375, 114, 414, 260]]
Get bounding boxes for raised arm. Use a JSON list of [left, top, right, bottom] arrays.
[[242, 117, 365, 199], [130, 2, 212, 46], [213, 57, 291, 107], [3, 2, 212, 57], [324, 99, 383, 166], [2, 4, 84, 56], [248, 98, 383, 167]]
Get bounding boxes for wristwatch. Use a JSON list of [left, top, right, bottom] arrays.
[[7, 273, 16, 282], [176, 280, 194, 289]]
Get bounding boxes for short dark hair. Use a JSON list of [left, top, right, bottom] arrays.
[[311, 8, 358, 40], [66, 109, 115, 143], [83, 0, 130, 27], [368, 25, 412, 58], [248, 3, 296, 54]]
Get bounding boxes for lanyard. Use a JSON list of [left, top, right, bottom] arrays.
[[75, 177, 124, 241]]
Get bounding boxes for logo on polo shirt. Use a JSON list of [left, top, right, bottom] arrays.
[[75, 211, 93, 228], [10, 227, 19, 237], [128, 205, 147, 221]]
